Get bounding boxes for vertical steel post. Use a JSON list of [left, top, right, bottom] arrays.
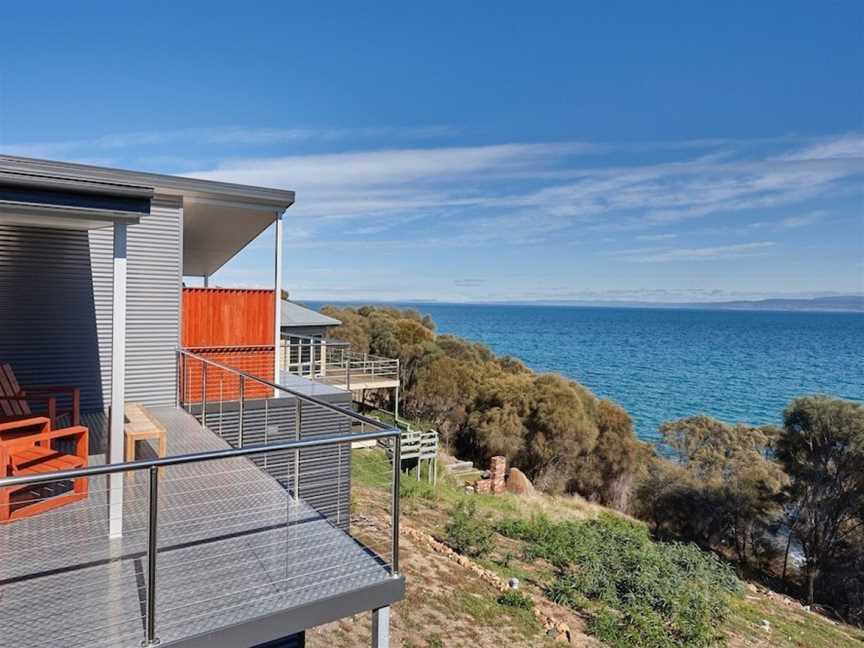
[[145, 465, 160, 646], [346, 346, 352, 391], [391, 433, 401, 576], [294, 398, 302, 502], [200, 358, 207, 423], [238, 375, 245, 448], [175, 350, 180, 408]]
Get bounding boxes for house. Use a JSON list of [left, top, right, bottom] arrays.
[[281, 299, 342, 339], [0, 154, 403, 648], [278, 301, 401, 418]]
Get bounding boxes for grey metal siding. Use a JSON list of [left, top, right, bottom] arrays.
[[199, 392, 352, 529], [0, 225, 109, 412], [125, 197, 182, 406], [0, 197, 181, 412]]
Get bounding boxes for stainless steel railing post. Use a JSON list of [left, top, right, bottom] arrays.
[[238, 375, 245, 448], [145, 465, 160, 646], [200, 358, 207, 424], [391, 433, 401, 576], [294, 397, 302, 503]]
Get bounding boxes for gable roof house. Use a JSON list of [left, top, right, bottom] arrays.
[[0, 155, 403, 648], [281, 299, 342, 338]]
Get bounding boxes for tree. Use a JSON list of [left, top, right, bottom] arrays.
[[640, 416, 786, 569], [570, 400, 650, 511], [776, 396, 864, 604]]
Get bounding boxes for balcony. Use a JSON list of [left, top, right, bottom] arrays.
[[280, 334, 400, 392], [0, 352, 403, 648]]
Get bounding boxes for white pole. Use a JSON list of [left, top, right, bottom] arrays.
[[203, 275, 209, 288], [109, 222, 128, 538], [273, 211, 284, 395]]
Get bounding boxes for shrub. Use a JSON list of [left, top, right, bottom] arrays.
[[400, 476, 437, 502], [445, 500, 495, 558], [497, 589, 534, 610], [502, 514, 742, 648]]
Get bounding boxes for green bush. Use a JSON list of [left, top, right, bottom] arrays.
[[497, 589, 534, 610], [445, 499, 495, 558], [498, 513, 742, 648], [400, 476, 437, 502]]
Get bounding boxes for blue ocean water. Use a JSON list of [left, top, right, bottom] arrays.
[[311, 302, 864, 443]]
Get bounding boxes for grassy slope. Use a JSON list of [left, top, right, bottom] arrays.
[[306, 449, 863, 648]]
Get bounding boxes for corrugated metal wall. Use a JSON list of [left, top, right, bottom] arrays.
[[126, 197, 182, 407], [0, 196, 181, 411], [199, 393, 352, 530]]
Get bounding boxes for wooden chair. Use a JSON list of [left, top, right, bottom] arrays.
[[0, 416, 89, 523], [0, 363, 80, 428]]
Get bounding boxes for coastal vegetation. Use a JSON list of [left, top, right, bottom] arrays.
[[323, 304, 864, 634]]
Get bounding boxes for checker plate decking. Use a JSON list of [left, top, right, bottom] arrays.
[[0, 406, 392, 648]]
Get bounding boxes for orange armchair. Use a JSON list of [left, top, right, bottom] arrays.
[[0, 363, 80, 427], [0, 417, 89, 523]]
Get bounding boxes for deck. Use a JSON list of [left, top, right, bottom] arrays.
[[0, 406, 402, 648]]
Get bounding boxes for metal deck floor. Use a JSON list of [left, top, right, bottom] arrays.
[[0, 406, 391, 648]]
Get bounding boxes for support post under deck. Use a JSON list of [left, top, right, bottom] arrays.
[[371, 606, 390, 647]]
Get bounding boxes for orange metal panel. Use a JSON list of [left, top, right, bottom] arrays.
[[183, 347, 275, 402], [181, 288, 275, 348]]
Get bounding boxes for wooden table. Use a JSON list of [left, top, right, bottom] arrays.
[[124, 403, 167, 462]]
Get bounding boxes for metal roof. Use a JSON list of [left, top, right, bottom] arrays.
[[281, 300, 342, 328], [0, 154, 295, 208], [0, 155, 296, 276]]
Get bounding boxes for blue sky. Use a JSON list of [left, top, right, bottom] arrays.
[[1, 1, 862, 302]]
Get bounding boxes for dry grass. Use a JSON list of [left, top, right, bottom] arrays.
[[314, 449, 864, 648]]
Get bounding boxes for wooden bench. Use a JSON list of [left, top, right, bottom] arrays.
[[0, 416, 89, 523], [124, 403, 167, 463]]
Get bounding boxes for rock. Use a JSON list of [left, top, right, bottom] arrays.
[[506, 467, 535, 496], [760, 619, 771, 633], [508, 577, 520, 590]]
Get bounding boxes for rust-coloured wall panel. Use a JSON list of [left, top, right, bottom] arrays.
[[182, 288, 275, 348], [182, 347, 275, 402]]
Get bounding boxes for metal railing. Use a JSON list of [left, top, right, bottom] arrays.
[[0, 351, 402, 648], [279, 333, 400, 389]]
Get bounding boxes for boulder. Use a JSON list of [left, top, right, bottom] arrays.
[[506, 467, 535, 496]]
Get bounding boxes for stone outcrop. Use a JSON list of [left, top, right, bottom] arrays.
[[506, 467, 535, 496]]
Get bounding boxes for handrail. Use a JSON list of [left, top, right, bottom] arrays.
[[1, 351, 403, 648], [179, 348, 395, 432], [0, 429, 398, 489]]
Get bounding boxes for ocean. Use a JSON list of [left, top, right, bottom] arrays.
[[310, 302, 864, 443]]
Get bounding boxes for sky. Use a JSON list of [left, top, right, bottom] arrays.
[[1, 1, 862, 303]]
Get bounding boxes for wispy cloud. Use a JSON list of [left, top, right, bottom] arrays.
[[613, 241, 776, 263], [184, 133, 864, 249], [5, 128, 862, 255], [637, 233, 678, 241], [778, 132, 864, 161], [779, 210, 827, 228], [0, 125, 459, 159]]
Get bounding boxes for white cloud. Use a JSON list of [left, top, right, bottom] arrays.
[[614, 241, 776, 263], [779, 132, 864, 161], [0, 125, 459, 158], [779, 210, 827, 228], [637, 233, 678, 241]]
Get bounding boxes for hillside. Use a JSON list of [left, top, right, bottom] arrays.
[[305, 449, 864, 648]]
